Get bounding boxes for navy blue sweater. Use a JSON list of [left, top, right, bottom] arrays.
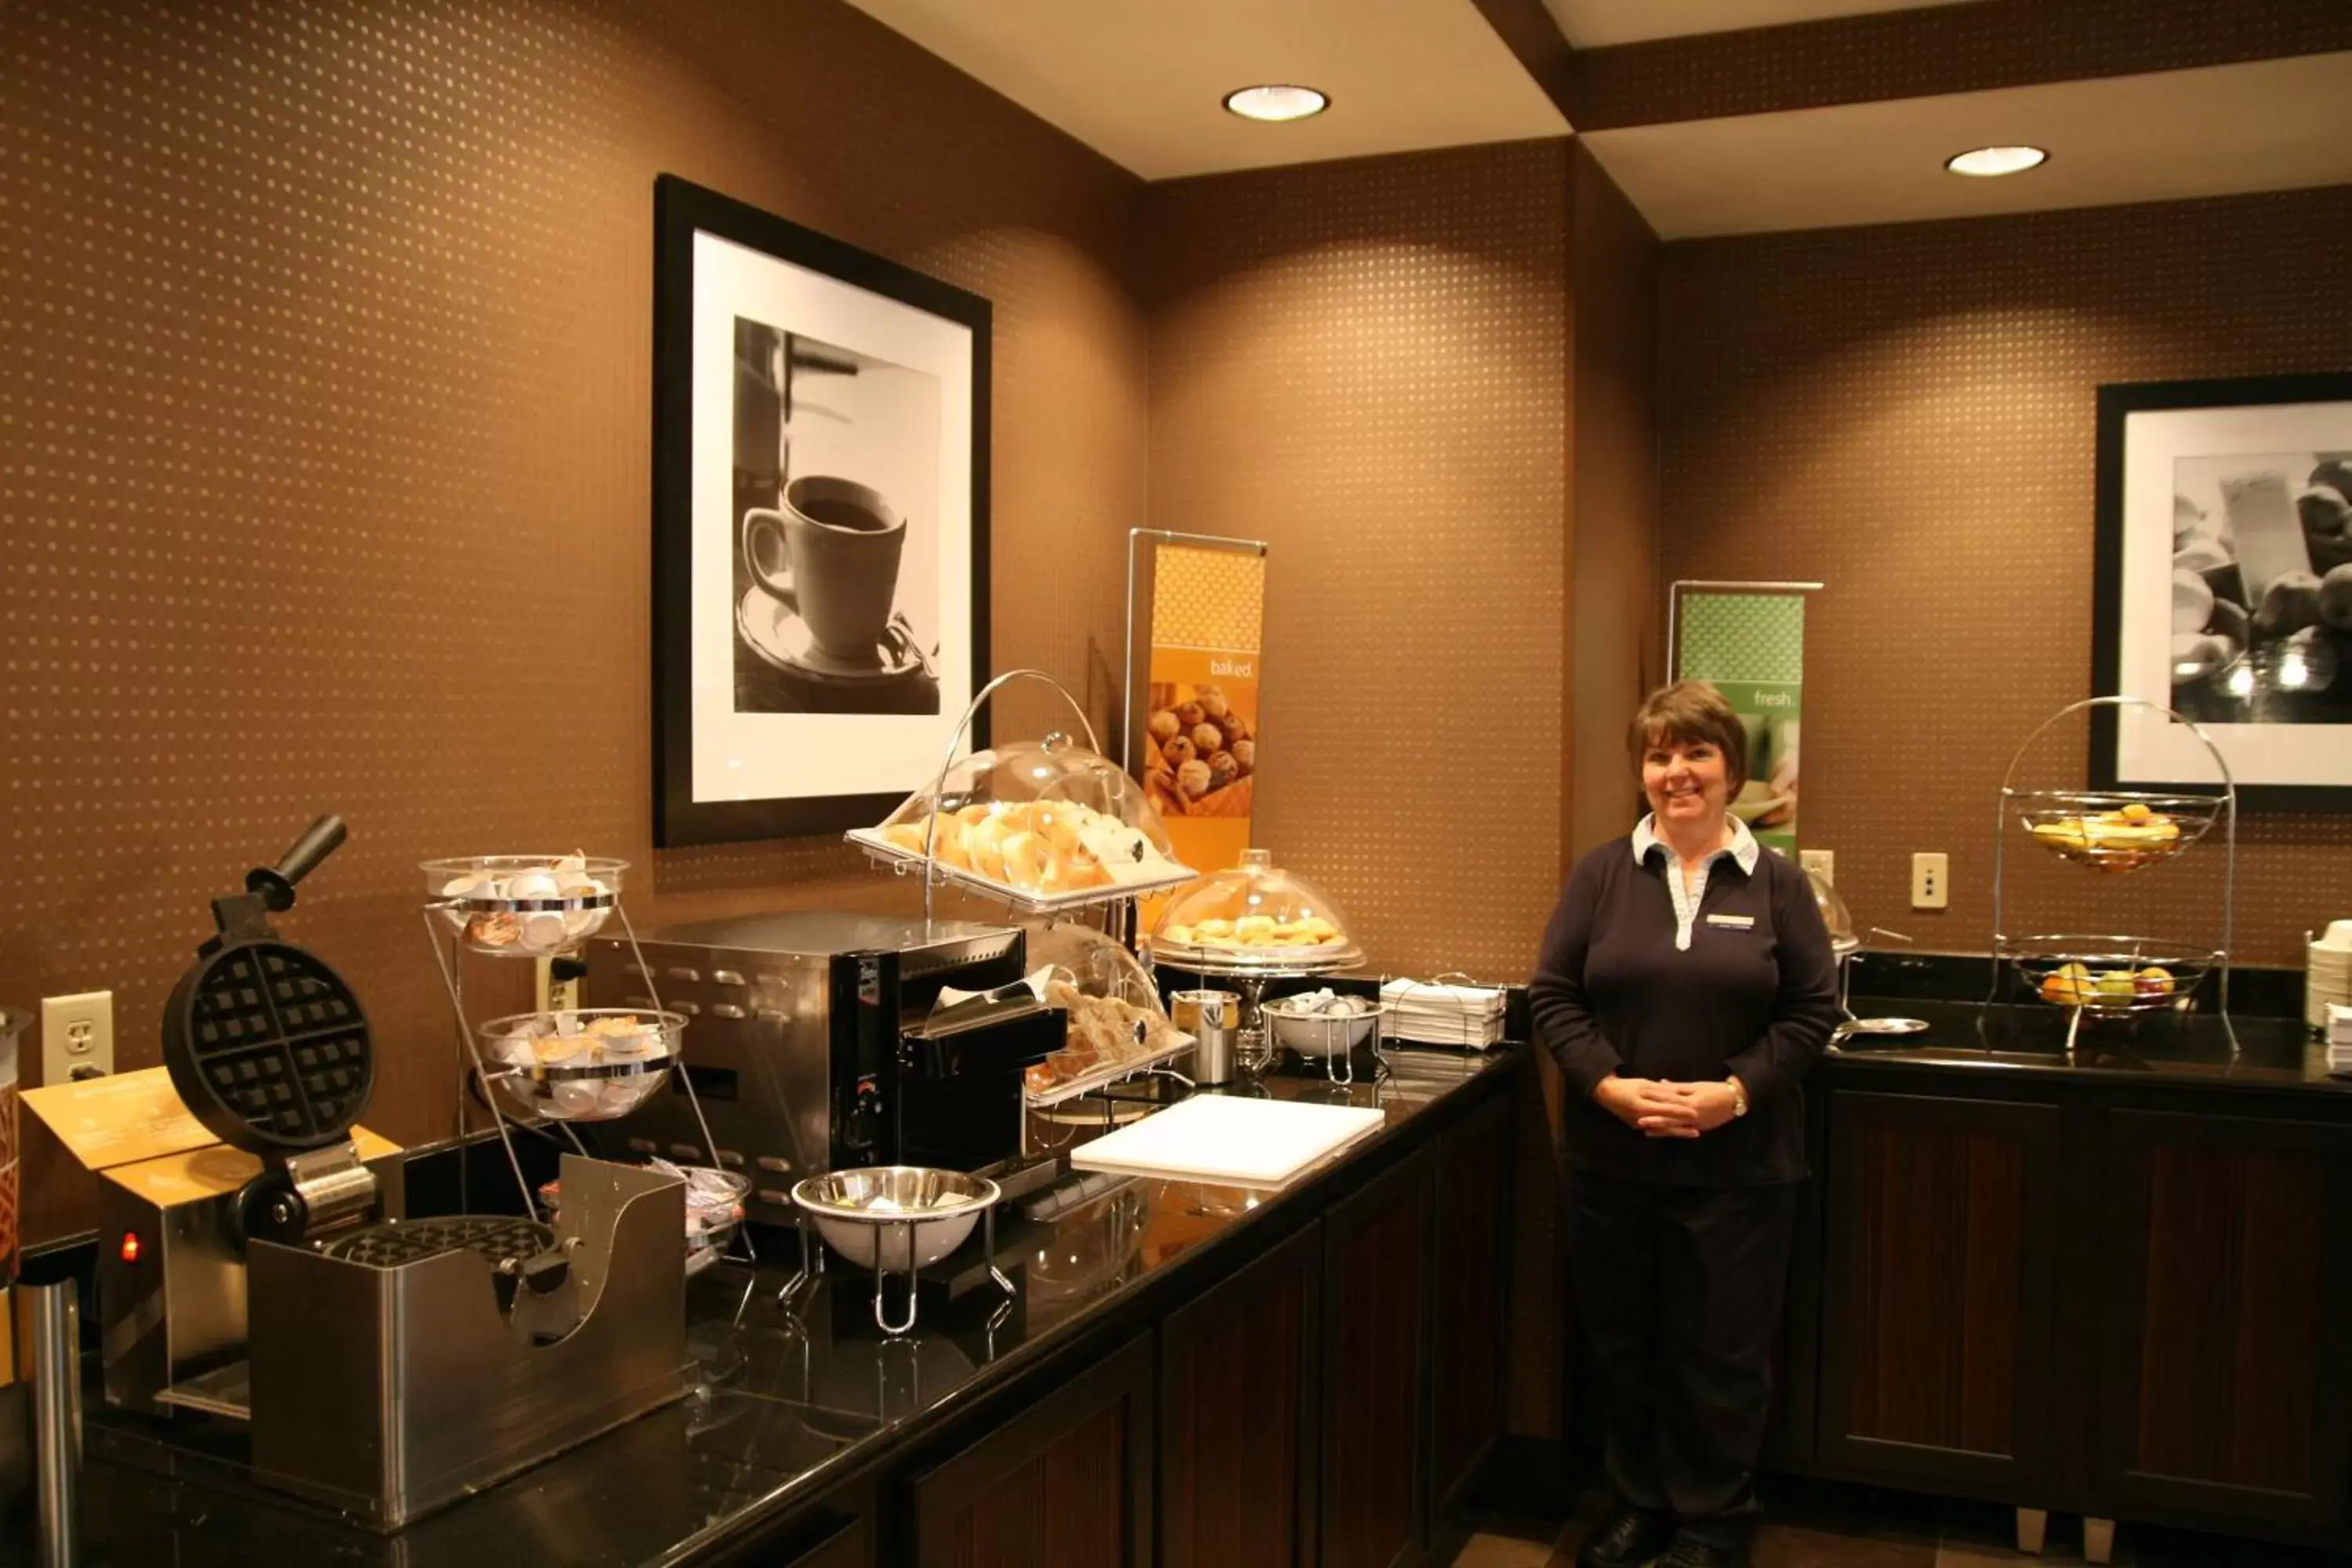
[[1529, 835, 1841, 1186]]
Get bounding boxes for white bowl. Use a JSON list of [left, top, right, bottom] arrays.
[[1263, 997, 1379, 1059]]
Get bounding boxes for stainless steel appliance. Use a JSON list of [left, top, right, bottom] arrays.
[[83, 821, 691, 1531], [583, 912, 1065, 1218]]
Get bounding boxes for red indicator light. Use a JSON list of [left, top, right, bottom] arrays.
[[119, 1231, 142, 1265]]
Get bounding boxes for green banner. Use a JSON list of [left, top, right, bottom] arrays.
[[1676, 593, 1805, 855]]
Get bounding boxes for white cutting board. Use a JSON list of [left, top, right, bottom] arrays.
[[1070, 1094, 1386, 1189]]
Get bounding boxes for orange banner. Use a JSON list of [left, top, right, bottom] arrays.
[[1140, 545, 1264, 883]]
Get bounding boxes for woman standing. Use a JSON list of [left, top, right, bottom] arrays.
[[1530, 681, 1841, 1568]]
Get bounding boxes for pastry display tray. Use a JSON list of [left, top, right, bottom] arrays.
[[847, 828, 1199, 913], [1025, 1029, 1197, 1110]]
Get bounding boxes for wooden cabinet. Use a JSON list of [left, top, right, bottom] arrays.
[[1321, 1147, 1434, 1568], [1431, 1092, 1511, 1512], [779, 1512, 872, 1568], [2094, 1111, 2352, 1534], [1817, 1091, 2063, 1492], [1160, 1223, 1323, 1568], [909, 1334, 1153, 1567]]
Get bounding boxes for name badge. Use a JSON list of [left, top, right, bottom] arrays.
[[1705, 913, 1755, 929]]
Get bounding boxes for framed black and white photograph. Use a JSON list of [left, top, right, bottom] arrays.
[[2092, 372, 2352, 809], [653, 174, 989, 846]]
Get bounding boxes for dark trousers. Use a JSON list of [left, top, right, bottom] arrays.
[[1563, 1171, 1802, 1550]]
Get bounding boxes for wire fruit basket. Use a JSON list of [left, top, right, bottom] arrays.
[[1988, 697, 2237, 1054]]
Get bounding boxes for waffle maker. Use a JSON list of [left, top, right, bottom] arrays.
[[93, 818, 693, 1530], [101, 815, 407, 1414]]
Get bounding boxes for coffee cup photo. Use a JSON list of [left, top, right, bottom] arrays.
[[742, 474, 907, 663]]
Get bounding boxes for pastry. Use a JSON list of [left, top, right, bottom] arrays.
[[1177, 701, 1205, 728], [1000, 829, 1048, 888], [1207, 750, 1236, 788], [1229, 739, 1254, 775], [1198, 686, 1229, 720], [1163, 735, 1197, 768], [966, 815, 1013, 881], [1178, 758, 1212, 798], [1216, 711, 1249, 746], [1191, 722, 1225, 755], [1148, 709, 1181, 744]]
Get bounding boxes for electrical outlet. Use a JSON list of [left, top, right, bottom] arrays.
[[1799, 848, 1835, 885], [1911, 852, 1950, 910], [42, 989, 115, 1083]]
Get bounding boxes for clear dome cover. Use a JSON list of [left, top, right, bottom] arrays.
[[1023, 922, 1187, 1099], [1029, 922, 1167, 1018], [852, 735, 1196, 907], [1806, 866, 1858, 953], [1150, 848, 1362, 971]]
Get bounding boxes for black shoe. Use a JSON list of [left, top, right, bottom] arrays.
[[1576, 1507, 1675, 1568], [1652, 1536, 1746, 1568]]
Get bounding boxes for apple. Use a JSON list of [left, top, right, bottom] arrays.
[[2135, 966, 2175, 998]]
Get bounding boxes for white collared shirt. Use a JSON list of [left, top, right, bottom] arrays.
[[1632, 812, 1762, 952]]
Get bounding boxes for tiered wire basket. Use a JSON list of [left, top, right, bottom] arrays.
[[1987, 695, 2237, 1055], [420, 853, 754, 1270]]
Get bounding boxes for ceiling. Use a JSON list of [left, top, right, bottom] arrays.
[[840, 0, 1566, 181], [1587, 50, 2352, 238], [1541, 0, 1984, 49], [841, 0, 2352, 234]]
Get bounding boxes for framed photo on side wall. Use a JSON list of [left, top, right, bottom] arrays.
[[652, 174, 991, 847], [2092, 372, 2352, 810]]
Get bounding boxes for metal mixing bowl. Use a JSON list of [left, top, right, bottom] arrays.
[[791, 1167, 1000, 1271]]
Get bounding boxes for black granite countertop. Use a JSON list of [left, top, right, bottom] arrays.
[[1827, 994, 2344, 1093], [70, 1050, 1518, 1567]]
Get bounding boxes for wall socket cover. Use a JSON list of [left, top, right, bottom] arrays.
[[1799, 849, 1834, 885], [1910, 852, 1949, 910], [41, 989, 115, 1084]]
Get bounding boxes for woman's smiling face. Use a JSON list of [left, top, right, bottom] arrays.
[[1642, 735, 1731, 829]]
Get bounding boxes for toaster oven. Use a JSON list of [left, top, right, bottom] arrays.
[[582, 912, 1063, 1225]]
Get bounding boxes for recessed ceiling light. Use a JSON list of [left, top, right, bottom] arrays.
[[1222, 85, 1329, 123], [1945, 145, 2049, 178]]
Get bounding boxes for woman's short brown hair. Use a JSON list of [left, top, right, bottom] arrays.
[[1628, 681, 1748, 794]]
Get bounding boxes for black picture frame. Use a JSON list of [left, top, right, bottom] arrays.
[[2092, 371, 2352, 811], [652, 173, 992, 847]]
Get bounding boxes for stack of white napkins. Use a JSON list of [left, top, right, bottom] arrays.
[[1380, 978, 1506, 1049], [2328, 1004, 2352, 1074]]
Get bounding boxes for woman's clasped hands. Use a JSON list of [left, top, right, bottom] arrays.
[[1592, 1075, 1743, 1138]]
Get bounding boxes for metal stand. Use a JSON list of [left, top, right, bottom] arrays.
[[422, 881, 751, 1265], [779, 1208, 1014, 1337], [1986, 695, 2238, 1055]]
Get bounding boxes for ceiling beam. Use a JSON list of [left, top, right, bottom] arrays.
[[1469, 0, 1578, 127], [1563, 0, 2352, 132]]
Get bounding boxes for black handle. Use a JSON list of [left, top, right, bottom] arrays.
[[247, 815, 348, 912]]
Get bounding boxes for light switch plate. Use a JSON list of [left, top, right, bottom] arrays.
[[1800, 849, 1834, 885], [1911, 852, 1949, 910], [42, 989, 115, 1083]]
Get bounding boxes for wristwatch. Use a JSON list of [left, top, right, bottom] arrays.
[[1726, 1076, 1750, 1117]]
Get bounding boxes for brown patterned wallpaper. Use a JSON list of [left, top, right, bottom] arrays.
[[0, 0, 1148, 1242], [1657, 187, 2352, 967], [1144, 140, 1572, 985], [1566, 143, 1662, 863]]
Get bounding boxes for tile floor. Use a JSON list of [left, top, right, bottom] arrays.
[[1445, 1480, 2347, 1568]]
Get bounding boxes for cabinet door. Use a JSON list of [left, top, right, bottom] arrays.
[[1322, 1148, 1433, 1568], [778, 1512, 870, 1568], [910, 1333, 1153, 1567], [2096, 1111, 2352, 1533], [1431, 1093, 1511, 1513], [1818, 1091, 2063, 1491], [1160, 1222, 1322, 1568]]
